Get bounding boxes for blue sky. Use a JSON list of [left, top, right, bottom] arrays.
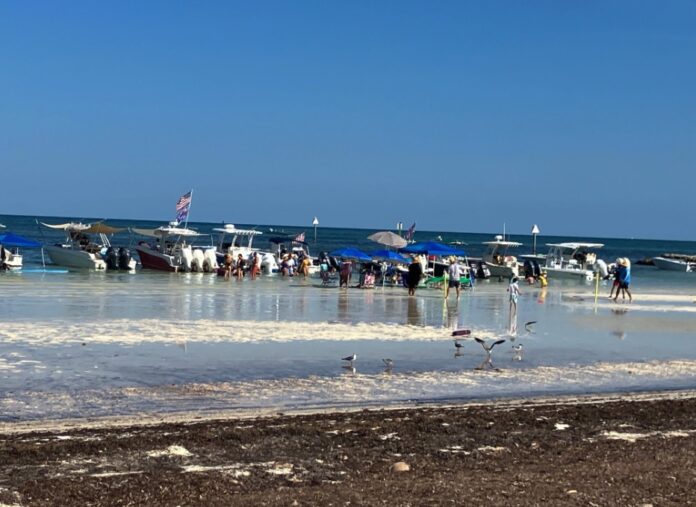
[[1, 1, 694, 239]]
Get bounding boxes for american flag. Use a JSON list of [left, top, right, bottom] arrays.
[[405, 222, 416, 241], [293, 231, 306, 243], [175, 191, 192, 222]]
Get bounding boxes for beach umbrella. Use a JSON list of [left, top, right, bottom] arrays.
[[400, 241, 466, 257], [367, 231, 407, 249], [329, 247, 372, 262], [370, 249, 410, 264], [0, 232, 42, 248]]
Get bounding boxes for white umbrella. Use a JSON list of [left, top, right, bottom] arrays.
[[367, 231, 407, 249]]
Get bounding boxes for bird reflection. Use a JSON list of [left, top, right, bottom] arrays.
[[474, 337, 506, 371], [341, 365, 357, 375], [512, 344, 523, 361]]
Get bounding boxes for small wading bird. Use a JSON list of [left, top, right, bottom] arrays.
[[512, 344, 523, 361], [524, 321, 537, 334], [382, 358, 394, 372], [474, 337, 506, 371], [342, 354, 356, 365]]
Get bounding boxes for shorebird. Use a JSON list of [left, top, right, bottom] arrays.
[[474, 337, 506, 371], [342, 354, 357, 365], [382, 358, 394, 372], [524, 321, 537, 334], [454, 340, 464, 350], [512, 344, 523, 361]]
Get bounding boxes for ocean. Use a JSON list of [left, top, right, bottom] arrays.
[[1, 213, 696, 421]]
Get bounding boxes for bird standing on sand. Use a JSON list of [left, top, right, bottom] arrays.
[[474, 337, 506, 371]]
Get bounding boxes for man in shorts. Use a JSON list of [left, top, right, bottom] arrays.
[[445, 257, 462, 300]]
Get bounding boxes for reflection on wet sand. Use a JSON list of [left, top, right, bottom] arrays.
[[407, 297, 423, 326]]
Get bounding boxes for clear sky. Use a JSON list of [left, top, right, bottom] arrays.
[[1, 1, 695, 239]]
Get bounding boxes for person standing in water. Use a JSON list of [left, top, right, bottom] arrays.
[[445, 257, 462, 300], [614, 258, 633, 302], [508, 275, 521, 335], [407, 257, 423, 296]]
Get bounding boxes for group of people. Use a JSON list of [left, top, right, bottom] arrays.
[[609, 257, 632, 302], [219, 252, 261, 280], [279, 251, 313, 277]]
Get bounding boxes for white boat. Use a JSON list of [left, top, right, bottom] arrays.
[[0, 232, 42, 271], [269, 235, 319, 275], [213, 224, 277, 274], [41, 222, 136, 271], [543, 242, 604, 281], [133, 223, 216, 273], [482, 236, 523, 278], [652, 256, 696, 272]]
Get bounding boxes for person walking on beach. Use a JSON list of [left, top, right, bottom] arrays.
[[508, 275, 521, 334], [339, 260, 352, 288], [614, 258, 633, 302], [407, 257, 423, 296], [608, 260, 621, 299], [445, 257, 462, 300]]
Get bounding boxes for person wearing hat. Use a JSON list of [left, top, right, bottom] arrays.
[[608, 259, 622, 299], [445, 256, 463, 300], [614, 258, 633, 303]]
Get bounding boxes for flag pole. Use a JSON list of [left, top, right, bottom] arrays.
[[184, 189, 193, 229]]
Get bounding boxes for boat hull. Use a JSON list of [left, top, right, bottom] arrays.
[[44, 245, 106, 270], [653, 256, 694, 272], [135, 245, 179, 272], [485, 262, 517, 279], [544, 267, 594, 282]]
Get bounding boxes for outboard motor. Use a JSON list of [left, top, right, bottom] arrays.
[[105, 247, 119, 270], [261, 252, 279, 274], [523, 259, 535, 280], [476, 262, 491, 279], [117, 247, 132, 270], [594, 258, 609, 279], [532, 260, 542, 278], [190, 249, 205, 272], [203, 249, 218, 272], [180, 246, 193, 272]]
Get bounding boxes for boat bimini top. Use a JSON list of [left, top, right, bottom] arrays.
[[212, 224, 263, 236], [41, 222, 126, 234], [545, 242, 604, 251], [131, 226, 202, 238]]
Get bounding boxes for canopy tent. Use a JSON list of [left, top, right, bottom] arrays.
[[84, 223, 126, 234], [41, 222, 91, 232], [329, 247, 372, 262], [370, 249, 410, 264], [41, 222, 126, 234], [131, 226, 201, 238], [367, 231, 407, 249], [0, 232, 42, 248], [212, 224, 262, 236], [400, 241, 466, 257]]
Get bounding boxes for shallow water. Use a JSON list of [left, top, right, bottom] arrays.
[[1, 265, 696, 420]]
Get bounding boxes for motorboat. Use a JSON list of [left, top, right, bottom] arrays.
[[269, 235, 319, 275], [212, 224, 277, 274], [653, 255, 696, 272], [0, 232, 42, 271], [132, 223, 217, 273], [542, 242, 604, 281], [41, 222, 136, 271], [482, 236, 523, 279]]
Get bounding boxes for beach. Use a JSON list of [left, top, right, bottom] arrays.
[[2, 391, 696, 506], [3, 218, 696, 504]]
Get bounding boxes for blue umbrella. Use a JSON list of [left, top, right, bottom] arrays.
[[370, 249, 410, 264], [329, 247, 372, 262], [0, 232, 42, 248], [400, 241, 466, 257]]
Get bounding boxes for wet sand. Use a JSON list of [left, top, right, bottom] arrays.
[[2, 391, 696, 506]]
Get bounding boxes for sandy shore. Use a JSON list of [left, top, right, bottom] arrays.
[[2, 391, 696, 506]]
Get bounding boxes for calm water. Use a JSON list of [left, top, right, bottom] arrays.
[[1, 214, 696, 421]]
